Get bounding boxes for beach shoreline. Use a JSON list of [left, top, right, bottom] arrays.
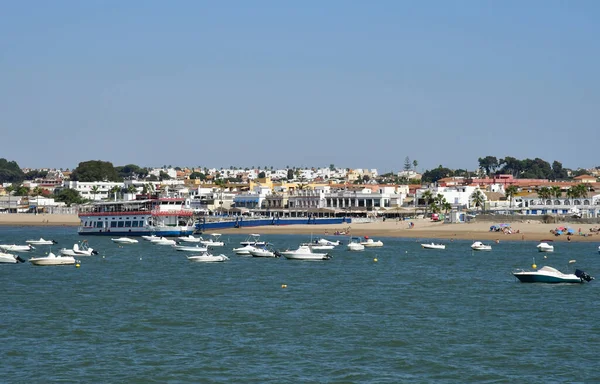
[[1, 214, 598, 242]]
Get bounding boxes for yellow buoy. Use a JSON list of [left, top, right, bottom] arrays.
[[281, 284, 287, 289], [532, 264, 537, 269], [373, 258, 378, 262], [75, 263, 80, 268]]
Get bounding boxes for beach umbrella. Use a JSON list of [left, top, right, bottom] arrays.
[[556, 230, 563, 235], [567, 228, 575, 234], [499, 223, 510, 227]]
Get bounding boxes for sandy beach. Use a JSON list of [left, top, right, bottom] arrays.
[[1, 214, 599, 242]]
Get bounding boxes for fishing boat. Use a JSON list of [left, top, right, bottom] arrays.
[[0, 244, 35, 252], [421, 243, 446, 250], [233, 244, 258, 255], [278, 245, 331, 260], [471, 241, 492, 251], [60, 241, 99, 256], [536, 241, 554, 253], [0, 252, 27, 264], [360, 236, 384, 247], [77, 196, 195, 236], [347, 237, 365, 251], [249, 244, 278, 258], [25, 238, 57, 245], [200, 233, 225, 247], [173, 244, 208, 252], [187, 252, 229, 263], [111, 237, 139, 244], [178, 235, 201, 243], [513, 261, 594, 284], [29, 252, 77, 266], [240, 233, 265, 246]]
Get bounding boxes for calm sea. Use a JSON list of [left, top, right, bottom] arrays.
[[2, 226, 599, 383]]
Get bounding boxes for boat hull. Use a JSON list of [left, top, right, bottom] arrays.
[[513, 273, 582, 284], [29, 257, 76, 266], [187, 255, 229, 262]]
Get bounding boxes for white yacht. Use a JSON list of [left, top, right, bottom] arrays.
[[59, 241, 99, 256], [29, 252, 77, 266], [471, 241, 492, 251], [200, 233, 225, 247], [111, 237, 139, 244], [240, 233, 265, 246], [187, 252, 229, 263], [0, 252, 27, 264], [279, 245, 331, 260]]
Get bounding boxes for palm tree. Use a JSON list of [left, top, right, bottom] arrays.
[[421, 190, 434, 216], [110, 186, 120, 201], [127, 184, 137, 198], [5, 184, 14, 213], [537, 186, 551, 201], [504, 185, 518, 208], [412, 159, 418, 172], [470, 190, 485, 212], [91, 185, 99, 201], [442, 201, 452, 215], [572, 184, 588, 198], [550, 186, 562, 199]]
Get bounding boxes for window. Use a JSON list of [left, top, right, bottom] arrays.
[[125, 221, 132, 227], [111, 221, 117, 228], [139, 220, 144, 227], [132, 221, 139, 227], [117, 221, 124, 228], [95, 221, 103, 228]]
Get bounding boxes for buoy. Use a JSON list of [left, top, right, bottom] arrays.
[[102, 255, 105, 259], [139, 257, 142, 260], [405, 251, 408, 254], [373, 258, 378, 262], [544, 255, 547, 259], [532, 264, 537, 269], [281, 284, 287, 289], [75, 263, 80, 268]]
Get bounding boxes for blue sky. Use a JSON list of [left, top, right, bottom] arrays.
[[1, 1, 598, 172]]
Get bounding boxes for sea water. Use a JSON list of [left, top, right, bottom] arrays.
[[2, 226, 599, 383]]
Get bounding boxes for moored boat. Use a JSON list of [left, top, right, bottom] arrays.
[[173, 244, 208, 252], [278, 245, 331, 260], [0, 252, 27, 264], [111, 237, 139, 244], [152, 237, 176, 246], [471, 241, 492, 251], [178, 235, 201, 243], [233, 244, 258, 255], [536, 241, 554, 253], [360, 237, 384, 247], [513, 265, 594, 284], [60, 241, 99, 256], [25, 238, 57, 245], [0, 244, 35, 252], [240, 233, 265, 246], [200, 233, 225, 247], [249, 244, 278, 258], [187, 252, 229, 263], [29, 252, 77, 266], [421, 243, 446, 250]]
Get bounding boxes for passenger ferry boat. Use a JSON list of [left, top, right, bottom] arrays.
[[78, 197, 195, 236]]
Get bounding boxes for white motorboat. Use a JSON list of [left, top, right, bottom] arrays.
[[240, 233, 265, 246], [347, 237, 365, 251], [598, 246, 600, 255], [317, 238, 340, 246], [0, 244, 35, 252], [60, 241, 99, 256], [305, 243, 335, 250], [471, 241, 492, 251], [29, 252, 77, 266], [111, 237, 139, 244], [360, 237, 384, 247], [513, 265, 594, 284], [152, 237, 176, 246], [0, 251, 27, 264], [200, 233, 225, 247], [25, 238, 57, 245], [233, 244, 258, 255], [173, 244, 208, 252], [536, 241, 554, 253], [187, 252, 229, 263], [141, 235, 160, 241], [249, 245, 278, 258], [177, 235, 201, 243], [278, 245, 331, 260], [421, 243, 446, 250]]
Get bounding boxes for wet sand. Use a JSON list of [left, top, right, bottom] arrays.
[[1, 214, 598, 242]]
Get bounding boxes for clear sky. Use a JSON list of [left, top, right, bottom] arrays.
[[1, 1, 598, 173]]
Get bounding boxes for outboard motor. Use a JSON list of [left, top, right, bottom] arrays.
[[15, 255, 27, 263], [575, 269, 594, 282], [274, 250, 282, 258], [91, 250, 99, 255]]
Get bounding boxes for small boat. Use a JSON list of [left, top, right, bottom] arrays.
[[200, 233, 225, 247], [347, 237, 365, 251], [278, 245, 331, 260], [421, 243, 446, 250], [513, 265, 594, 284], [0, 252, 27, 264], [471, 241, 492, 251], [152, 237, 176, 246], [0, 244, 35, 252], [173, 244, 208, 252], [249, 244, 278, 258], [187, 252, 229, 263], [305, 243, 335, 250], [240, 233, 265, 246], [233, 244, 258, 255], [25, 238, 57, 245], [317, 238, 340, 246], [29, 252, 77, 266], [177, 235, 201, 243], [360, 237, 384, 247], [111, 237, 139, 244], [536, 241, 554, 253], [598, 246, 600, 255], [60, 241, 99, 256], [141, 235, 160, 241]]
